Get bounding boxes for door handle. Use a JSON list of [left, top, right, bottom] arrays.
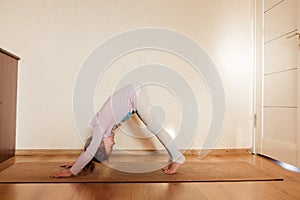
[[286, 32, 300, 39], [286, 32, 300, 47]]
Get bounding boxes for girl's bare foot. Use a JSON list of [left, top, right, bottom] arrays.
[[162, 162, 182, 175], [162, 164, 170, 171]]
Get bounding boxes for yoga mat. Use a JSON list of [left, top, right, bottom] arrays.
[[0, 161, 283, 183]]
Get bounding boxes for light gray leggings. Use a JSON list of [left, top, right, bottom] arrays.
[[135, 87, 185, 164]]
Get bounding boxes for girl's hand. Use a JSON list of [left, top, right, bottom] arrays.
[[49, 169, 73, 178], [59, 162, 75, 168]]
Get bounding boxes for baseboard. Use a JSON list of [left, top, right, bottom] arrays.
[[186, 148, 251, 155], [15, 149, 82, 156], [15, 148, 251, 156]]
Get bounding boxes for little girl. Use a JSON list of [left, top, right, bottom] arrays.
[[50, 84, 185, 178]]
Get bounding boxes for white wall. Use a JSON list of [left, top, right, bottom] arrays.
[[0, 0, 254, 150]]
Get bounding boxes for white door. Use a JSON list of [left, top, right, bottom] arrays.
[[297, 0, 300, 168], [257, 0, 299, 167]]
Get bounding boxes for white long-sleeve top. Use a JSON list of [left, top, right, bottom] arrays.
[[70, 84, 137, 175]]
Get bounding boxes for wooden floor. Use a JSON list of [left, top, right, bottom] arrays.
[[0, 153, 300, 200]]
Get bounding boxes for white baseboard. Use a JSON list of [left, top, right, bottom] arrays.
[[15, 148, 251, 156]]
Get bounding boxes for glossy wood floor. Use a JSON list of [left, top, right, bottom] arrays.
[[0, 153, 300, 200]]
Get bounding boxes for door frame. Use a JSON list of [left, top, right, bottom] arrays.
[[252, 0, 264, 155], [297, 0, 300, 167]]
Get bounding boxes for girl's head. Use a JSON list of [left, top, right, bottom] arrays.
[[82, 135, 115, 173], [84, 135, 115, 162]]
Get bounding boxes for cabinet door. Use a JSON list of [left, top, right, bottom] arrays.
[[0, 52, 18, 162]]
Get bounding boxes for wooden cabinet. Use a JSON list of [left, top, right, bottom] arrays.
[[0, 48, 20, 162]]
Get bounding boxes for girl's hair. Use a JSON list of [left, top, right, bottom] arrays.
[[81, 137, 109, 174], [82, 160, 95, 174]]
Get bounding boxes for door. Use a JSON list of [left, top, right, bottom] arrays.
[[0, 49, 19, 162], [256, 0, 299, 167]]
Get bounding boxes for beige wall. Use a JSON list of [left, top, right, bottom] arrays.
[[0, 0, 254, 150]]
